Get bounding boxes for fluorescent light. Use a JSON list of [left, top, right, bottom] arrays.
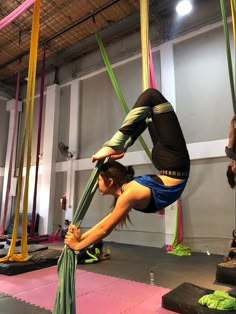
[[176, 0, 192, 16]]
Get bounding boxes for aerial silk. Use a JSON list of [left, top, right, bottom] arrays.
[[54, 2, 150, 312], [95, 31, 151, 160], [172, 199, 183, 247], [220, 0, 236, 113], [167, 199, 191, 256], [230, 0, 236, 45], [30, 48, 46, 237], [198, 290, 236, 310], [149, 42, 157, 89], [148, 42, 167, 216], [0, 72, 20, 236], [0, 0, 41, 262], [53, 159, 107, 314], [0, 0, 35, 31], [140, 0, 150, 91]]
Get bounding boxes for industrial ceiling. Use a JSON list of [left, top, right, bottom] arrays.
[[0, 0, 231, 91]]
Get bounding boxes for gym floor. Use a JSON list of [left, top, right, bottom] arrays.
[[0, 241, 234, 314]]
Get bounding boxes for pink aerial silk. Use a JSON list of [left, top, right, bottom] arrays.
[[0, 0, 35, 31], [30, 48, 46, 237], [149, 42, 157, 89], [149, 42, 165, 215], [177, 199, 183, 244], [0, 72, 20, 235], [149, 44, 183, 244]]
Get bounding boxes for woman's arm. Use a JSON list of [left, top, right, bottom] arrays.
[[227, 116, 236, 148], [65, 191, 135, 251], [92, 146, 124, 162], [74, 213, 113, 241]]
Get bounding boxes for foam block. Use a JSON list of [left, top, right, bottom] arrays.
[[0, 249, 61, 275], [162, 282, 235, 314], [216, 261, 236, 285]]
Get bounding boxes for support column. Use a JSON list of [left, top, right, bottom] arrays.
[[1, 99, 22, 226], [160, 42, 177, 245], [65, 78, 80, 221], [39, 84, 60, 234], [160, 42, 176, 109]]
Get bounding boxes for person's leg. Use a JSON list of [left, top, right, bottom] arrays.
[[124, 89, 189, 173], [229, 251, 235, 260], [150, 107, 190, 172], [103, 88, 170, 151], [99, 88, 189, 173]]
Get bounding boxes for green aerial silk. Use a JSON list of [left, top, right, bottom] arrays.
[[95, 31, 151, 161], [53, 158, 107, 314], [220, 0, 236, 113], [199, 290, 236, 310]]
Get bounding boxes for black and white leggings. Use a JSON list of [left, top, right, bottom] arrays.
[[104, 88, 190, 178]]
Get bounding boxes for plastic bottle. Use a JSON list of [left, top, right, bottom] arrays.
[[106, 245, 111, 256], [205, 246, 210, 255], [149, 270, 155, 285]]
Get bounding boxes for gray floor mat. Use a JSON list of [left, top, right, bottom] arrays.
[[0, 292, 51, 314]]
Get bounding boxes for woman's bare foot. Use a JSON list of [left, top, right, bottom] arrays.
[[92, 147, 124, 162]]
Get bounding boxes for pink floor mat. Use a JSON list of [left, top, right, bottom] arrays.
[[0, 266, 176, 313]]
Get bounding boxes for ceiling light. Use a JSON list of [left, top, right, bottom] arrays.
[[176, 0, 192, 16]]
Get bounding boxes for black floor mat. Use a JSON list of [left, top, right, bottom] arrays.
[[0, 292, 51, 314], [0, 249, 61, 275], [162, 282, 236, 314], [0, 244, 49, 257], [216, 261, 236, 285]]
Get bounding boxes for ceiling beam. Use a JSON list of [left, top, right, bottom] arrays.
[[0, 0, 122, 71]]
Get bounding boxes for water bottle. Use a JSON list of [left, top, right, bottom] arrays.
[[205, 246, 210, 255], [106, 245, 111, 256], [149, 270, 155, 285]]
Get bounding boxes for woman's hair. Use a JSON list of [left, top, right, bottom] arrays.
[[226, 165, 236, 189], [100, 160, 135, 227], [232, 229, 236, 238], [100, 160, 134, 188]]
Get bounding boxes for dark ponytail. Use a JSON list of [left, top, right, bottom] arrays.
[[100, 161, 135, 227], [100, 160, 134, 187], [226, 165, 236, 189]]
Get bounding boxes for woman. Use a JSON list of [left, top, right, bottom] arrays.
[[226, 229, 236, 260], [226, 115, 236, 188], [65, 88, 190, 251], [55, 219, 70, 239]]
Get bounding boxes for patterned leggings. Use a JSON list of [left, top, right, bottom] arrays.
[[104, 88, 190, 177]]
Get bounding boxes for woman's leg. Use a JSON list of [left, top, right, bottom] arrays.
[[150, 107, 190, 173], [99, 88, 189, 173], [103, 88, 170, 151]]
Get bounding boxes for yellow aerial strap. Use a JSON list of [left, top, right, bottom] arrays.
[[140, 0, 150, 91], [0, 0, 41, 262], [230, 0, 236, 45]]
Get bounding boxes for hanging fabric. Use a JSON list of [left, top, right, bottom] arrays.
[[0, 0, 41, 262], [30, 48, 46, 238], [149, 42, 157, 89], [167, 199, 191, 256], [95, 31, 151, 160], [230, 0, 236, 45], [220, 0, 236, 113], [53, 158, 107, 314], [172, 199, 183, 247], [0, 72, 20, 236], [0, 0, 35, 31], [140, 0, 150, 91]]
